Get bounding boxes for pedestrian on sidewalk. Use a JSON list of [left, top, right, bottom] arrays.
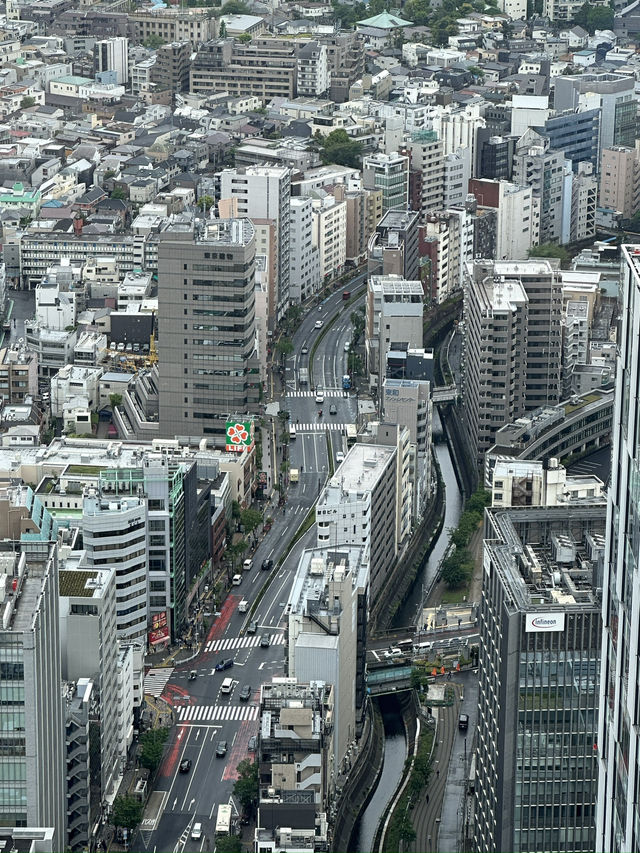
[[437, 768, 440, 778], [426, 794, 430, 805]]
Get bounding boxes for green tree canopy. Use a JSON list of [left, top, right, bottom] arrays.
[[233, 758, 258, 811], [112, 795, 143, 831], [574, 1, 614, 33], [215, 836, 243, 853], [276, 337, 294, 359], [220, 0, 250, 13], [139, 727, 168, 772], [528, 243, 570, 265], [109, 393, 122, 408], [319, 129, 363, 169], [21, 96, 35, 109], [441, 548, 474, 589], [111, 186, 127, 200], [143, 35, 165, 48], [197, 195, 214, 211], [241, 508, 263, 534], [404, 0, 431, 25]]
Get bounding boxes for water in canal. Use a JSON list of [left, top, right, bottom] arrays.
[[351, 699, 407, 853]]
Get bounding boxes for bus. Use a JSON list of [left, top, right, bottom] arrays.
[[216, 803, 232, 836], [345, 424, 357, 446]]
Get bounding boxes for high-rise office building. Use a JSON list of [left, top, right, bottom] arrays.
[[474, 503, 605, 852], [463, 259, 562, 465], [289, 197, 320, 303], [363, 152, 410, 214], [367, 208, 420, 281], [158, 217, 260, 444], [365, 275, 424, 388], [93, 37, 129, 85], [513, 130, 566, 246], [0, 545, 66, 849], [219, 166, 291, 324], [596, 245, 640, 852]]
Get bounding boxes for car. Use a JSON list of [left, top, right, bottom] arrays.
[[247, 620, 258, 634], [336, 451, 345, 463], [239, 684, 252, 701], [301, 346, 308, 355], [215, 658, 234, 671], [216, 740, 228, 757], [344, 341, 350, 352], [315, 393, 325, 404], [243, 558, 253, 571], [248, 735, 257, 752], [109, 342, 116, 351], [188, 670, 197, 680], [125, 343, 133, 352], [117, 342, 125, 352], [261, 558, 273, 571], [329, 404, 337, 415], [383, 648, 403, 659], [192, 822, 202, 840], [133, 342, 140, 352], [180, 759, 192, 773], [315, 320, 323, 329], [260, 634, 271, 648]]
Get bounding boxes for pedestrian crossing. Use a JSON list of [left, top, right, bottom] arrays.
[[205, 634, 285, 653], [177, 704, 259, 723], [288, 390, 350, 398], [144, 667, 175, 697], [293, 422, 348, 432]]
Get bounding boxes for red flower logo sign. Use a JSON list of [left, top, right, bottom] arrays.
[[227, 423, 249, 445]]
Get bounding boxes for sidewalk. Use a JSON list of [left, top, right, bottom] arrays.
[[408, 684, 461, 853]]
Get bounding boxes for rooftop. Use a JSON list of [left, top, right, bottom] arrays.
[[321, 443, 394, 499]]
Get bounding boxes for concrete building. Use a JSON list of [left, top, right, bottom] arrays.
[[367, 208, 419, 282], [569, 162, 597, 243], [332, 184, 382, 266], [59, 564, 120, 812], [443, 148, 471, 208], [296, 40, 330, 97], [82, 494, 148, 642], [513, 130, 566, 245], [50, 365, 102, 419], [287, 546, 368, 777], [64, 679, 93, 851], [469, 179, 537, 260], [490, 457, 604, 507], [157, 217, 260, 445], [93, 37, 128, 85], [152, 41, 191, 96], [424, 207, 474, 303], [463, 260, 563, 465], [0, 546, 66, 849], [596, 245, 640, 852], [316, 443, 397, 605], [408, 131, 445, 218], [289, 197, 320, 304], [0, 341, 38, 403], [219, 166, 291, 323], [130, 7, 216, 44], [311, 195, 347, 282], [599, 144, 640, 220], [366, 275, 424, 387], [363, 151, 409, 214], [474, 503, 604, 852]]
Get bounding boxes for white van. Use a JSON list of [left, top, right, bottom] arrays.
[[289, 423, 297, 439], [221, 677, 234, 694], [232, 574, 242, 586], [191, 822, 202, 840]]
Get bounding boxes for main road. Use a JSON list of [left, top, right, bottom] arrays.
[[134, 280, 365, 853]]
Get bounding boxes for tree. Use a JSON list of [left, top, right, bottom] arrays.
[[197, 195, 214, 212], [139, 727, 169, 772], [20, 96, 35, 109], [574, 1, 613, 33], [219, 19, 227, 36], [241, 508, 263, 535], [228, 540, 248, 571], [404, 0, 430, 26], [112, 795, 143, 831], [215, 837, 242, 853], [109, 393, 122, 408], [441, 549, 473, 589], [528, 243, 570, 265], [233, 758, 258, 811], [276, 337, 294, 367], [220, 0, 250, 12], [143, 35, 165, 48], [237, 32, 252, 43], [398, 815, 417, 845], [111, 186, 127, 200], [350, 309, 365, 345], [319, 129, 363, 170]]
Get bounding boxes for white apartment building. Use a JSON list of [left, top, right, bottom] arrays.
[[296, 40, 330, 97], [366, 275, 424, 386], [408, 132, 445, 217], [290, 196, 320, 302], [430, 102, 485, 176], [82, 494, 148, 642], [443, 148, 471, 208], [131, 57, 156, 94], [495, 181, 537, 260], [94, 37, 129, 85], [50, 365, 102, 418], [311, 195, 346, 281], [425, 207, 474, 303], [491, 457, 603, 507]]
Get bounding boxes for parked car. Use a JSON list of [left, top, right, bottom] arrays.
[[215, 658, 234, 671], [216, 740, 228, 757], [260, 634, 271, 648], [239, 684, 252, 701], [248, 735, 257, 752], [336, 452, 345, 463], [247, 620, 258, 634], [180, 759, 192, 773]]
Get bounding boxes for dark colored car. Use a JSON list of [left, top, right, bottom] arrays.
[[216, 740, 228, 757], [260, 634, 271, 648], [261, 558, 273, 571], [248, 735, 257, 752], [239, 684, 252, 701], [329, 404, 337, 415], [247, 620, 258, 634], [179, 759, 192, 773], [215, 658, 234, 672]]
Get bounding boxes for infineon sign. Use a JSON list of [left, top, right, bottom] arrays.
[[525, 613, 565, 633]]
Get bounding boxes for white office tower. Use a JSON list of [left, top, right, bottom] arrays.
[[94, 37, 129, 85], [82, 494, 148, 641], [596, 245, 640, 851], [0, 546, 66, 849], [289, 197, 320, 303]]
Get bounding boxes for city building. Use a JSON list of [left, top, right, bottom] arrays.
[[332, 184, 382, 267], [367, 208, 419, 282], [316, 443, 397, 605], [408, 131, 445, 218], [512, 130, 566, 245], [363, 152, 410, 214], [93, 37, 128, 85], [289, 197, 320, 303], [599, 144, 640, 220], [554, 73, 637, 153], [157, 217, 260, 445], [287, 546, 368, 775], [64, 679, 93, 850], [544, 108, 600, 171], [0, 341, 38, 403], [490, 457, 604, 507], [152, 41, 191, 96], [219, 166, 291, 324], [474, 502, 605, 852], [569, 162, 597, 243], [296, 41, 330, 98], [311, 195, 347, 282], [596, 245, 640, 852], [130, 7, 217, 44], [366, 275, 424, 387], [469, 179, 537, 260], [423, 207, 474, 303], [463, 260, 563, 466], [0, 545, 66, 849]]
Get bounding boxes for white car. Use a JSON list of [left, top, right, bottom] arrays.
[[344, 341, 350, 352], [383, 648, 403, 659], [336, 451, 345, 463], [191, 823, 202, 840], [315, 320, 323, 329], [315, 393, 325, 404]]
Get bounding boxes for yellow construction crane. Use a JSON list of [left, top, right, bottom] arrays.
[[148, 332, 158, 365]]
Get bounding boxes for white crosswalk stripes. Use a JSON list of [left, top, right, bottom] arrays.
[[288, 390, 350, 398], [177, 705, 259, 723], [294, 422, 348, 433], [205, 634, 285, 653], [143, 667, 174, 697]]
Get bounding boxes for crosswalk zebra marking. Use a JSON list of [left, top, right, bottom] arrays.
[[205, 634, 285, 654], [177, 705, 259, 723], [143, 667, 174, 697], [288, 390, 350, 398]]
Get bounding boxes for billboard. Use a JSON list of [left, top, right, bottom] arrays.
[[148, 610, 170, 646], [225, 419, 254, 452], [525, 612, 565, 633]]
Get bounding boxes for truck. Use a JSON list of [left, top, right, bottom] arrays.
[[342, 374, 351, 390], [216, 804, 232, 836], [299, 367, 309, 386], [290, 468, 299, 484], [238, 599, 249, 613]]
